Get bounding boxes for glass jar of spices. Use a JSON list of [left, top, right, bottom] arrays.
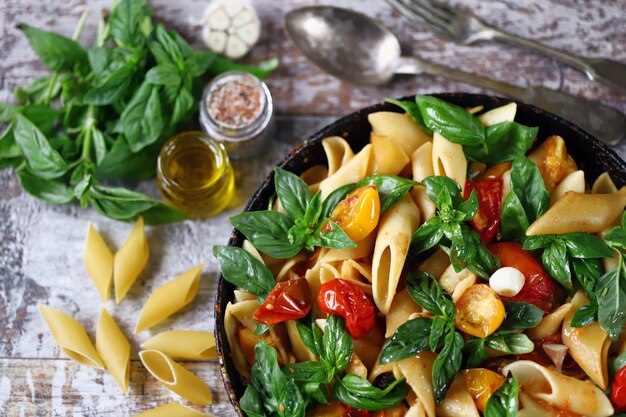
[[157, 131, 235, 219], [199, 71, 273, 159]]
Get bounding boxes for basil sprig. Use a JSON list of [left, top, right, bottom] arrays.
[[465, 121, 538, 165], [500, 156, 550, 241], [231, 167, 356, 258], [410, 176, 500, 278], [463, 331, 534, 368], [333, 374, 410, 411], [501, 301, 544, 330], [484, 372, 519, 417]]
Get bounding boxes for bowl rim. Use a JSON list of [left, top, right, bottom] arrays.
[[213, 92, 626, 416]]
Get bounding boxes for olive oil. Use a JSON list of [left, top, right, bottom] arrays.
[[157, 131, 234, 219]]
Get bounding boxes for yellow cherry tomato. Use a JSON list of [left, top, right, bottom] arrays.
[[462, 368, 505, 412], [331, 185, 380, 242], [455, 284, 505, 338]]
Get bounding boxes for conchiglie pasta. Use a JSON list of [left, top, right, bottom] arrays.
[[432, 132, 467, 193], [139, 349, 212, 405], [141, 330, 216, 360], [318, 144, 373, 198], [368, 111, 431, 156], [114, 216, 149, 303], [372, 194, 421, 314], [135, 264, 203, 333], [38, 304, 104, 369], [96, 308, 130, 393], [370, 133, 410, 175], [133, 403, 213, 417], [83, 223, 114, 302], [503, 360, 613, 417]]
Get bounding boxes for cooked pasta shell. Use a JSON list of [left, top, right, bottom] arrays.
[[134, 403, 213, 417], [141, 330, 216, 360], [38, 304, 104, 369], [83, 223, 114, 302], [139, 350, 212, 405], [134, 264, 204, 333], [114, 217, 149, 303], [96, 308, 130, 393]]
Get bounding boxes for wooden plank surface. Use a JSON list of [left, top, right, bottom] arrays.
[[1, 0, 625, 415]]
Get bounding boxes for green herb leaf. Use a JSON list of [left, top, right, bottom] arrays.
[[605, 227, 626, 251], [510, 156, 549, 223], [415, 95, 485, 146], [432, 331, 464, 404], [379, 317, 432, 364], [282, 361, 328, 383], [109, 0, 151, 47], [406, 271, 454, 318], [572, 257, 603, 301], [500, 192, 530, 242], [571, 302, 598, 328], [463, 338, 488, 368], [357, 175, 418, 212], [502, 302, 544, 330], [308, 219, 356, 251], [542, 239, 572, 290], [484, 372, 518, 417], [274, 167, 313, 221], [484, 331, 534, 354], [422, 176, 464, 208], [385, 98, 433, 136], [595, 262, 626, 341], [465, 121, 537, 165], [296, 317, 321, 356], [230, 211, 301, 259], [333, 374, 409, 411], [321, 315, 353, 376], [320, 183, 356, 219], [212, 245, 275, 302], [84, 62, 136, 105], [17, 24, 88, 72], [240, 385, 267, 417], [563, 233, 613, 258], [185, 51, 216, 77], [429, 316, 447, 352], [145, 64, 181, 86], [95, 137, 158, 181], [119, 82, 165, 153], [209, 56, 279, 78], [410, 216, 444, 254], [17, 166, 74, 205]]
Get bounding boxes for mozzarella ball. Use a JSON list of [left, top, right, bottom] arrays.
[[489, 267, 525, 297]]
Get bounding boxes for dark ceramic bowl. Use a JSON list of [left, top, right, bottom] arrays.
[[214, 93, 626, 416]]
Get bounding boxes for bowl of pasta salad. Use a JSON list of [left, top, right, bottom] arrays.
[[213, 93, 626, 417]]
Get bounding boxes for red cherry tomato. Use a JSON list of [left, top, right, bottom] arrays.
[[345, 406, 370, 417], [489, 242, 559, 312], [612, 366, 626, 412], [253, 278, 312, 326], [464, 178, 503, 243], [318, 279, 376, 340]]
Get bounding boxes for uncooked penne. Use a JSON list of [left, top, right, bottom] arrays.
[[84, 223, 114, 302], [133, 403, 213, 417], [135, 264, 203, 333], [432, 133, 467, 193], [96, 308, 130, 393], [141, 330, 216, 360], [114, 216, 149, 303], [38, 304, 104, 369], [139, 350, 212, 405]]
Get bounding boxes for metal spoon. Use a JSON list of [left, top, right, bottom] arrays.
[[284, 6, 626, 145]]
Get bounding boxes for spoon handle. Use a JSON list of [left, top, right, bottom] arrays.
[[396, 57, 625, 145]]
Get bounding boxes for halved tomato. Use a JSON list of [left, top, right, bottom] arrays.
[[331, 185, 380, 242], [462, 368, 505, 412]]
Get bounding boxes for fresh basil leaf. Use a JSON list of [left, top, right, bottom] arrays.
[[463, 338, 488, 368], [154, 24, 185, 66], [510, 156, 549, 223], [308, 219, 356, 250], [500, 192, 530, 242], [15, 75, 63, 105], [212, 245, 275, 302], [484, 372, 518, 417], [302, 191, 323, 228], [91, 127, 107, 165], [84, 62, 136, 105], [432, 331, 464, 404], [465, 121, 537, 165], [422, 176, 464, 208], [333, 375, 409, 411], [95, 136, 158, 181], [109, 0, 151, 47], [230, 211, 300, 259], [296, 318, 320, 356], [185, 51, 217, 77], [605, 227, 626, 251], [209, 56, 279, 78], [14, 114, 69, 180], [274, 167, 313, 221], [0, 124, 19, 159], [542, 239, 573, 290], [283, 361, 328, 383], [321, 315, 353, 375], [379, 317, 432, 364], [119, 83, 165, 153], [410, 216, 444, 254], [385, 98, 433, 136], [415, 95, 485, 146], [170, 87, 195, 126], [458, 189, 479, 218], [457, 226, 500, 279], [87, 47, 112, 75], [563, 233, 613, 258], [145, 63, 182, 86], [437, 186, 454, 212], [320, 183, 356, 219], [572, 257, 603, 301], [429, 316, 447, 351], [20, 105, 59, 135], [485, 331, 534, 354], [357, 175, 418, 212], [596, 264, 626, 341], [251, 342, 306, 417], [611, 351, 626, 377], [17, 24, 88, 72], [502, 302, 544, 330], [406, 271, 454, 318], [523, 234, 556, 251], [240, 385, 266, 417], [17, 166, 74, 205], [255, 323, 269, 336], [571, 302, 598, 328]]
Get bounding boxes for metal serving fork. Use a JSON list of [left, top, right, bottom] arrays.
[[385, 0, 626, 93]]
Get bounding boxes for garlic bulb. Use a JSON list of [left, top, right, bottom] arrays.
[[201, 1, 261, 59]]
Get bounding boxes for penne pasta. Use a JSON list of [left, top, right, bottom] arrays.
[[321, 231, 377, 263], [478, 103, 517, 126], [96, 308, 131, 393], [133, 403, 213, 417], [368, 111, 431, 156], [135, 264, 203, 333], [410, 142, 437, 222], [503, 360, 613, 417], [385, 289, 421, 338], [432, 133, 467, 193], [38, 304, 104, 369], [139, 350, 212, 405], [526, 303, 572, 340], [322, 136, 355, 176], [435, 374, 480, 417], [300, 164, 328, 186], [370, 133, 410, 175], [396, 352, 437, 417], [224, 302, 251, 380], [83, 223, 114, 302], [527, 188, 626, 235], [438, 266, 476, 302], [372, 194, 420, 314], [141, 330, 216, 360], [550, 170, 585, 206], [114, 216, 149, 303], [592, 172, 618, 194], [318, 144, 373, 198], [418, 249, 451, 279]]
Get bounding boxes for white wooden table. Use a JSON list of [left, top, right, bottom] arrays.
[[0, 0, 625, 415]]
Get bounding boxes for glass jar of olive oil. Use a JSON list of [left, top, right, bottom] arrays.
[[157, 131, 234, 219]]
